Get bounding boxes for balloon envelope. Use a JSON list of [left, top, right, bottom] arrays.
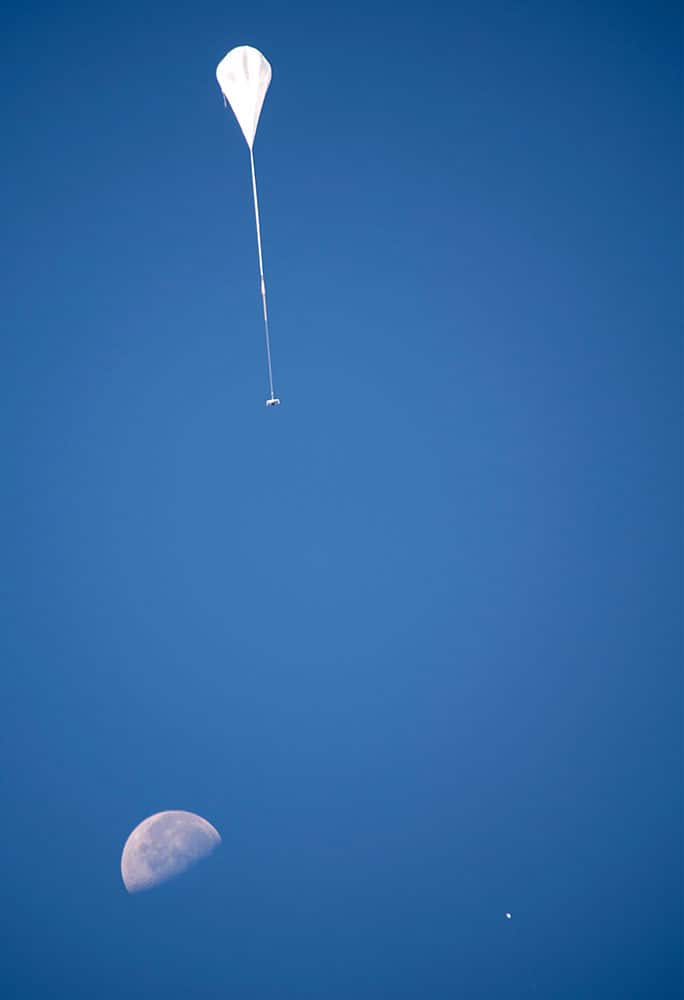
[[216, 45, 271, 149]]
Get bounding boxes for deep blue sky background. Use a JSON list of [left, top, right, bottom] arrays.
[[2, 2, 681, 997]]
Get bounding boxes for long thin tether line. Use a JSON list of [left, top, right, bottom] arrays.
[[249, 146, 276, 401]]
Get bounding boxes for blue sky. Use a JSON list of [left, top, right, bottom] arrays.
[[2, 2, 682, 997]]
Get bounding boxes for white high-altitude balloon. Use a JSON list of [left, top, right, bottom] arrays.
[[216, 45, 280, 407], [216, 45, 271, 150], [121, 810, 221, 893]]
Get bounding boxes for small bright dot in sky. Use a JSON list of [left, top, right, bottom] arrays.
[[505, 913, 512, 919]]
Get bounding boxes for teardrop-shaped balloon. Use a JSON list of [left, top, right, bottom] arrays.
[[216, 45, 271, 150]]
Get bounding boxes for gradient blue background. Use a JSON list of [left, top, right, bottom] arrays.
[[3, 2, 681, 996]]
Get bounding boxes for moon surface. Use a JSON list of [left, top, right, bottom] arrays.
[[121, 810, 221, 893]]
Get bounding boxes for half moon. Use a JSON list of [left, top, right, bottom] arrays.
[[121, 810, 221, 893]]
